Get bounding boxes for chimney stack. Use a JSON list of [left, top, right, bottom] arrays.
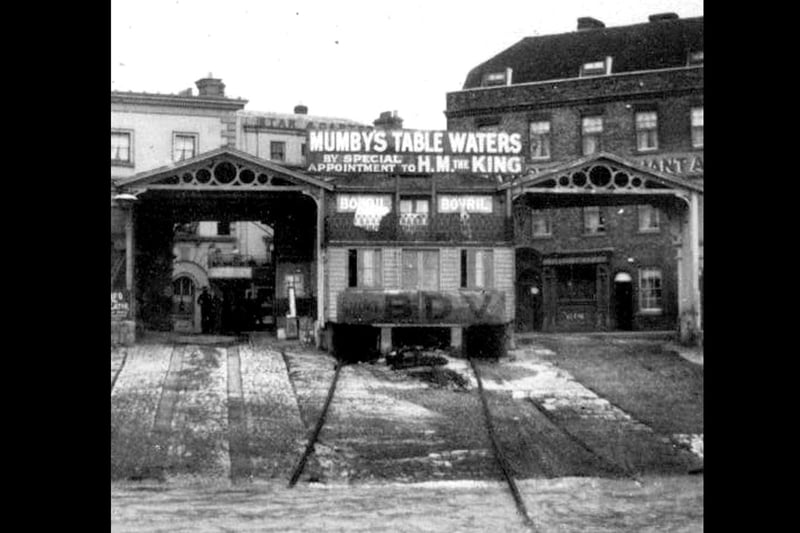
[[648, 13, 679, 22], [294, 104, 308, 115], [195, 73, 225, 97], [373, 110, 403, 129], [577, 17, 605, 30]]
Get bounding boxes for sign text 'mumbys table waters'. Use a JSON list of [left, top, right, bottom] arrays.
[[307, 129, 524, 174]]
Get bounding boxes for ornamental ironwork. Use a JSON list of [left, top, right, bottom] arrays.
[[152, 159, 301, 188], [530, 163, 670, 191]]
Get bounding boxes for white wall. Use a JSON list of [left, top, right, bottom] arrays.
[[111, 111, 225, 179]]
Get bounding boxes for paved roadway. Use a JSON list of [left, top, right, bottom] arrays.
[[111, 334, 703, 531]]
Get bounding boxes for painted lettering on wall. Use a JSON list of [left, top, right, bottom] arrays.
[[111, 291, 130, 318], [633, 154, 703, 176], [308, 129, 523, 174], [338, 290, 506, 325], [437, 195, 493, 214]]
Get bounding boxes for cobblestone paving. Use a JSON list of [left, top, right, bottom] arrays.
[[283, 350, 497, 482], [165, 344, 231, 481], [111, 475, 703, 533], [240, 340, 307, 479], [111, 345, 173, 479], [471, 345, 702, 475]]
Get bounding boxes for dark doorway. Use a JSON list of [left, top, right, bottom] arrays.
[[516, 269, 542, 332], [515, 248, 543, 332], [614, 273, 634, 330]]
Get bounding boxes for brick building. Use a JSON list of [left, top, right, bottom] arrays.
[[445, 13, 703, 334]]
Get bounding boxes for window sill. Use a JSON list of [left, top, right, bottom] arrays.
[[111, 160, 134, 168], [532, 234, 553, 239], [634, 147, 659, 154], [529, 156, 552, 162], [582, 232, 607, 237], [637, 229, 661, 234]]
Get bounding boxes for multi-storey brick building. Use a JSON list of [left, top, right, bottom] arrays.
[[445, 13, 703, 335]]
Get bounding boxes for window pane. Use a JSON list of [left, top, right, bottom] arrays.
[[584, 207, 605, 233], [639, 269, 663, 310], [582, 117, 603, 133], [360, 249, 374, 286], [638, 205, 660, 231], [691, 107, 704, 126], [582, 135, 601, 155], [532, 211, 551, 236], [421, 251, 439, 290], [111, 132, 130, 161], [402, 250, 418, 290], [530, 121, 551, 159], [635, 112, 657, 129]]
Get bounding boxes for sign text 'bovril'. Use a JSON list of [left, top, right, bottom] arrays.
[[308, 129, 523, 174], [338, 290, 506, 325]]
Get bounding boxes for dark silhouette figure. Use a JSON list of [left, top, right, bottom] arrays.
[[198, 287, 213, 334]]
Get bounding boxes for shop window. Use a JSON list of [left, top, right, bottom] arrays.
[[635, 111, 659, 151], [460, 249, 494, 289], [173, 133, 197, 161], [111, 131, 132, 164], [270, 141, 286, 161], [285, 273, 305, 297], [556, 264, 597, 301], [583, 206, 606, 234], [399, 197, 430, 227], [531, 210, 552, 237], [638, 205, 661, 232], [691, 107, 704, 148], [402, 250, 439, 290], [639, 268, 663, 313], [347, 249, 382, 288], [529, 120, 551, 160], [581, 116, 603, 155]]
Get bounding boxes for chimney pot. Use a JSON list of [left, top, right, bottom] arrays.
[[195, 75, 225, 97], [577, 17, 605, 30], [373, 110, 403, 129], [294, 104, 308, 115]]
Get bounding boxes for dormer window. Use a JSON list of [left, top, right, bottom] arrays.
[[688, 51, 704, 65], [482, 68, 512, 87], [580, 57, 612, 77]]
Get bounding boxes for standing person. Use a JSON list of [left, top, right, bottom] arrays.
[[198, 286, 213, 334], [212, 290, 224, 334]]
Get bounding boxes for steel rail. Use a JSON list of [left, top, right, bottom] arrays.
[[469, 357, 538, 532], [288, 359, 344, 487], [110, 346, 130, 394]]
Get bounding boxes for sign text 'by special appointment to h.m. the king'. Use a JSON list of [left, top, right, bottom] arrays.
[[307, 129, 524, 174]]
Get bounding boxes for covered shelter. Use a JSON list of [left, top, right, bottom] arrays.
[[112, 147, 331, 341], [502, 152, 703, 343]]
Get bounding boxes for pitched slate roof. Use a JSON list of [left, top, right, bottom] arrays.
[[462, 16, 702, 89]]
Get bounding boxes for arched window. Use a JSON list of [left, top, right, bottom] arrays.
[[172, 276, 195, 315]]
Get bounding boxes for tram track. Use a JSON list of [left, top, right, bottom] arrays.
[[468, 357, 538, 532], [288, 358, 344, 487], [110, 346, 130, 394]]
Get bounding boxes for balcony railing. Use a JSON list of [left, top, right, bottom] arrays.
[[207, 253, 271, 268], [326, 212, 511, 242]]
